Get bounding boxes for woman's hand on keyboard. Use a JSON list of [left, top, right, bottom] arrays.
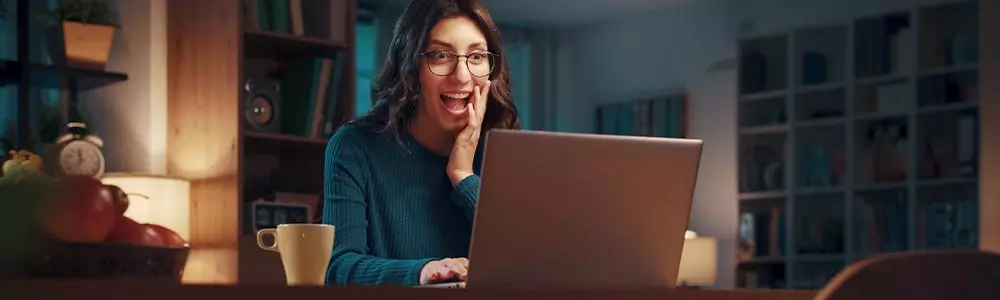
[[420, 257, 469, 285]]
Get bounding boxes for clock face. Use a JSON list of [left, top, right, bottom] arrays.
[[58, 140, 105, 178]]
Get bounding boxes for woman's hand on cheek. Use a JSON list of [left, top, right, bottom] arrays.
[[446, 80, 491, 186]]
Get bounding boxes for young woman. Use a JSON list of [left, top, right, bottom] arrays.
[[322, 0, 519, 286]]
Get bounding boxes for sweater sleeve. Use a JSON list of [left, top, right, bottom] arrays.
[[449, 174, 481, 221], [449, 135, 485, 222], [323, 128, 434, 286]]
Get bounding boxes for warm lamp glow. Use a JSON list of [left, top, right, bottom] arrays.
[[101, 173, 191, 240], [679, 233, 718, 287]]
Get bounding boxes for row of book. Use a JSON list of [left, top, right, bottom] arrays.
[[596, 96, 686, 138], [243, 0, 348, 40], [281, 53, 349, 139]]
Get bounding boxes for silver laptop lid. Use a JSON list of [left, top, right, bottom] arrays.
[[466, 130, 703, 289]]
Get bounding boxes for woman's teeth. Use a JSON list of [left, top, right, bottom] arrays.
[[443, 92, 470, 99], [441, 93, 470, 112]]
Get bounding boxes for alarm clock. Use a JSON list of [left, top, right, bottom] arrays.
[[50, 122, 106, 179]]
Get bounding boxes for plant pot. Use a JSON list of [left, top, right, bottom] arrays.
[[45, 21, 116, 70]]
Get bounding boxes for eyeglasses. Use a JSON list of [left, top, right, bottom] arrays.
[[420, 50, 497, 78]]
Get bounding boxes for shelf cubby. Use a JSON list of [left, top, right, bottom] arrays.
[[916, 181, 978, 250], [794, 124, 845, 189], [916, 107, 978, 180], [853, 188, 910, 256], [739, 132, 788, 194], [853, 12, 914, 79], [740, 35, 789, 95], [794, 26, 847, 87], [739, 197, 789, 260], [918, 1, 979, 71], [853, 116, 910, 186], [793, 193, 845, 256]]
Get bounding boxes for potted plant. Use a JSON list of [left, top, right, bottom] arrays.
[[40, 0, 120, 70]]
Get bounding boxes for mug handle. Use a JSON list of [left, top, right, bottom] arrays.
[[257, 228, 279, 252]]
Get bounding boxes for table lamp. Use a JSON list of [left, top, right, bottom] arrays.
[[678, 230, 718, 287], [101, 173, 191, 240]]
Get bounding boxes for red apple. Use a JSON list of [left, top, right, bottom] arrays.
[[147, 224, 187, 248], [103, 184, 130, 216], [40, 175, 116, 243], [106, 216, 165, 247]]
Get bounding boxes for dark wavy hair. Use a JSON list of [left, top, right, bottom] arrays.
[[357, 0, 520, 136]]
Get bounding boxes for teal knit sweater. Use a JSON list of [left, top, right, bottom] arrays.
[[322, 120, 484, 286]]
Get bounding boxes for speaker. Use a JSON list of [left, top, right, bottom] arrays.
[[243, 78, 282, 133]]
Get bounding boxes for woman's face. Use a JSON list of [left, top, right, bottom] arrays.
[[417, 16, 492, 134]]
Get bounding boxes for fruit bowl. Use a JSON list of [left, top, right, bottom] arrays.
[[14, 239, 190, 283], [1, 150, 191, 283]]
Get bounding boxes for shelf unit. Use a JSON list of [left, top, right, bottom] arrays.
[[166, 0, 355, 284], [1, 0, 129, 150], [735, 1, 980, 290]]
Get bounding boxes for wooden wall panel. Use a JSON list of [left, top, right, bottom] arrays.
[[980, 0, 999, 253], [166, 0, 242, 284]]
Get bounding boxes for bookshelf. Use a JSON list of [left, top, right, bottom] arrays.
[[735, 1, 980, 290], [166, 0, 355, 284], [0, 0, 129, 150]]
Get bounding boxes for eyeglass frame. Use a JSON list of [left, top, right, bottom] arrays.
[[419, 50, 499, 78]]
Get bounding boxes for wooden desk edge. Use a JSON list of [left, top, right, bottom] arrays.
[[3, 280, 817, 300]]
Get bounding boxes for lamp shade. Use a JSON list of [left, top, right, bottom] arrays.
[[678, 235, 718, 287], [101, 173, 191, 241]]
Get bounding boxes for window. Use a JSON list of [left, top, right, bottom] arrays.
[[355, 10, 377, 117]]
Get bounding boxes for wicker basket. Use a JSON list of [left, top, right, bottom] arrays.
[[16, 240, 190, 282]]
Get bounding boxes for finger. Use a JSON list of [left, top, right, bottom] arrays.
[[476, 81, 490, 120], [470, 127, 480, 142], [433, 267, 453, 282], [437, 269, 460, 281], [451, 268, 468, 281], [466, 102, 477, 127], [444, 265, 466, 280], [471, 85, 481, 118]]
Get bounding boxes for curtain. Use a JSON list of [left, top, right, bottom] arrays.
[[500, 26, 533, 129], [527, 30, 576, 132]]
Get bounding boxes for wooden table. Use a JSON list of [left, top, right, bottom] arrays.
[[4, 280, 816, 300]]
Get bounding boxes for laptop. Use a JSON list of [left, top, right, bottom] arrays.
[[425, 129, 703, 289]]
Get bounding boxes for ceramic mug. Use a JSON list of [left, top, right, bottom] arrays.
[[257, 224, 335, 286]]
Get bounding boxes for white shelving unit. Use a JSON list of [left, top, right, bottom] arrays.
[[735, 1, 980, 290]]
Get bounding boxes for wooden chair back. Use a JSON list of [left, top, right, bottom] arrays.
[[814, 250, 1000, 300]]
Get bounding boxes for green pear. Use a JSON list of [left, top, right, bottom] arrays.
[[1, 158, 22, 177]]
